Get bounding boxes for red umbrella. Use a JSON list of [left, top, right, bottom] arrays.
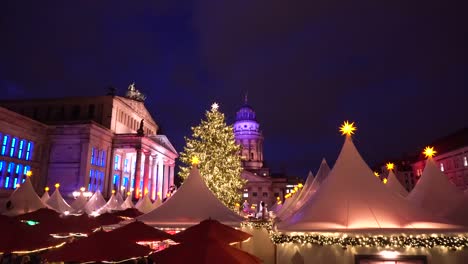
[[109, 221, 172, 242], [32, 214, 99, 235], [0, 217, 64, 254], [42, 230, 153, 263], [112, 208, 143, 218], [149, 237, 262, 264], [172, 218, 252, 244], [94, 212, 124, 226]]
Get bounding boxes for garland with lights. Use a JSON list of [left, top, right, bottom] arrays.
[[241, 221, 273, 231]]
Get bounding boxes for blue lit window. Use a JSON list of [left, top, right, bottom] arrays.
[[7, 162, 14, 173], [0, 161, 5, 186], [23, 165, 31, 175], [90, 147, 95, 165], [5, 177, 10, 189], [113, 174, 119, 185], [18, 140, 25, 159], [100, 150, 106, 167], [13, 178, 18, 188], [123, 177, 128, 189], [25, 141, 34, 161], [89, 169, 95, 191], [114, 155, 120, 170], [124, 159, 129, 173], [1, 135, 9, 156], [9, 137, 17, 157]]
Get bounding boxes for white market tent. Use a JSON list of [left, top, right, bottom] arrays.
[[152, 195, 162, 210], [443, 192, 468, 226], [41, 191, 50, 203], [276, 171, 314, 219], [407, 157, 464, 216], [84, 190, 107, 214], [115, 192, 124, 205], [386, 171, 409, 197], [71, 194, 88, 213], [306, 158, 331, 194], [135, 194, 155, 214], [46, 187, 73, 213], [4, 176, 47, 216], [98, 193, 123, 214], [277, 136, 459, 232], [138, 166, 244, 227], [120, 195, 134, 210]]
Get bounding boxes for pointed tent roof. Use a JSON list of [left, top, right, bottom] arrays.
[[41, 191, 50, 203], [115, 192, 124, 205], [84, 190, 107, 214], [278, 159, 331, 221], [152, 196, 162, 210], [98, 194, 123, 214], [277, 137, 458, 232], [386, 171, 408, 197], [407, 158, 464, 216], [47, 187, 73, 213], [120, 195, 134, 210], [276, 171, 314, 218], [138, 166, 244, 227], [71, 194, 88, 213], [135, 194, 154, 214], [4, 177, 47, 216]]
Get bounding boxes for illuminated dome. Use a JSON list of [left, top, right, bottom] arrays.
[[235, 103, 256, 122]]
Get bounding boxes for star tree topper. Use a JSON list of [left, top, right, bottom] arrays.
[[340, 121, 357, 136]]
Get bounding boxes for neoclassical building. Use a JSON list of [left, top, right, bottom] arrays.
[[233, 98, 288, 207], [0, 85, 177, 201]]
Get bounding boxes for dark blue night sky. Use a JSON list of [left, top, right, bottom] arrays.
[[1, 1, 467, 177]]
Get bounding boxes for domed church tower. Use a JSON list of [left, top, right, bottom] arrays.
[[234, 96, 268, 176]]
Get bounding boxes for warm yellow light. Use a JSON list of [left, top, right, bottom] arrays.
[[211, 102, 219, 111], [386, 162, 395, 171], [383, 178, 388, 184], [294, 186, 298, 191], [144, 189, 148, 195], [235, 203, 240, 207], [291, 189, 296, 194], [374, 171, 380, 177], [276, 196, 280, 200], [80, 187, 85, 192], [339, 121, 357, 136], [26, 171, 32, 177], [55, 183, 60, 188], [112, 190, 116, 194], [191, 156, 200, 165], [45, 187, 50, 192], [297, 183, 303, 188], [423, 146, 437, 158], [16, 184, 20, 188], [127, 191, 131, 195]]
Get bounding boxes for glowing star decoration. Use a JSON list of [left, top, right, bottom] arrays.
[[423, 146, 437, 158], [374, 171, 380, 177], [383, 178, 388, 184], [191, 156, 200, 165], [45, 187, 50, 192], [211, 102, 219, 111], [55, 183, 60, 188], [386, 162, 395, 171], [80, 187, 85, 192], [127, 191, 131, 196], [26, 171, 32, 177], [112, 190, 116, 194], [339, 121, 357, 136]]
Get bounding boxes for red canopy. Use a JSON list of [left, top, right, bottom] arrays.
[[172, 218, 252, 244], [149, 238, 262, 264], [112, 208, 143, 218], [94, 212, 124, 226], [0, 217, 63, 254], [42, 230, 153, 263], [14, 208, 61, 222], [109, 221, 172, 242]]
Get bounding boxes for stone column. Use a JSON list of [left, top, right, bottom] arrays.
[[143, 152, 150, 196], [169, 162, 175, 189], [106, 147, 116, 197], [157, 157, 164, 199], [133, 148, 142, 199], [163, 161, 169, 199], [79, 141, 92, 191], [150, 155, 157, 200]]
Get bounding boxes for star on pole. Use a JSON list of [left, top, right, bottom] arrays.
[[339, 121, 357, 136], [423, 146, 436, 158], [386, 162, 395, 171]]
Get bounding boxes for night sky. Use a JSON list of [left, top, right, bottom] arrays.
[[1, 1, 467, 177]]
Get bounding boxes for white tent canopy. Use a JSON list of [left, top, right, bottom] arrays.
[[443, 193, 468, 226], [152, 195, 162, 210], [407, 158, 464, 216], [386, 171, 408, 197], [98, 193, 123, 214], [276, 171, 314, 219], [47, 187, 73, 213], [84, 190, 106, 214], [4, 177, 47, 216], [115, 192, 124, 205], [71, 194, 88, 213], [135, 194, 154, 214], [41, 191, 50, 203], [277, 137, 459, 232], [120, 195, 134, 210], [138, 166, 244, 227]]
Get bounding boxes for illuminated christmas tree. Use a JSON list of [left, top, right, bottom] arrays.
[[179, 103, 245, 209]]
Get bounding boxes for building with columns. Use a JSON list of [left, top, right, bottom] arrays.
[[0, 85, 177, 201], [233, 98, 289, 208]]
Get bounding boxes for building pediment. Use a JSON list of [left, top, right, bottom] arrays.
[[115, 96, 158, 129], [149, 135, 178, 155]]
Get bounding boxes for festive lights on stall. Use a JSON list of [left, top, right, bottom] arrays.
[[374, 171, 380, 177]]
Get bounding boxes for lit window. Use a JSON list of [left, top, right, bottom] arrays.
[[90, 148, 95, 165], [23, 165, 30, 176], [113, 174, 119, 185], [18, 140, 25, 159], [25, 142, 34, 161], [123, 177, 128, 189], [9, 137, 17, 157], [0, 161, 5, 185], [124, 159, 129, 173], [464, 157, 468, 167], [114, 155, 121, 170], [440, 163, 444, 172], [100, 150, 106, 167], [1, 135, 9, 156], [89, 169, 95, 191], [243, 193, 249, 198]]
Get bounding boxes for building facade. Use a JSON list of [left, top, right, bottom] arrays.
[[233, 98, 290, 208], [0, 85, 178, 201]]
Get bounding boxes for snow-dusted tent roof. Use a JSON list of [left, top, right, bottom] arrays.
[[277, 136, 459, 232], [84, 190, 106, 214], [276, 171, 314, 219], [4, 177, 47, 216], [41, 191, 50, 203], [407, 158, 464, 216], [135, 194, 154, 214], [98, 193, 123, 214], [120, 195, 134, 210], [385, 171, 408, 197], [71, 194, 88, 213], [138, 166, 244, 227], [47, 187, 73, 213]]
